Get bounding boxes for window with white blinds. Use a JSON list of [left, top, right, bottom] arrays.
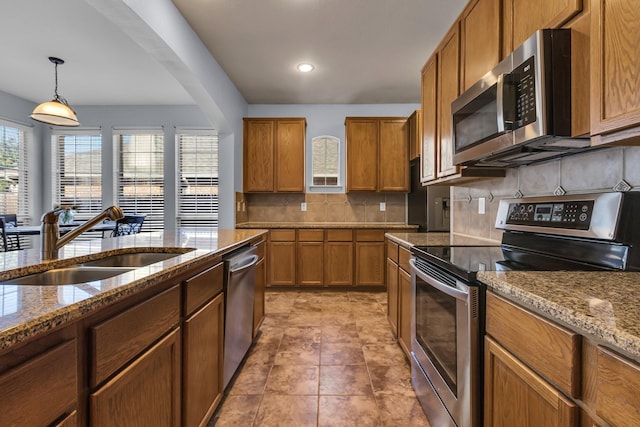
[[312, 135, 340, 186], [0, 120, 31, 226], [114, 130, 164, 231], [52, 130, 102, 220], [176, 130, 219, 228]]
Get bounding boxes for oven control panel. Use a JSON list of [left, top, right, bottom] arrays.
[[505, 200, 594, 230]]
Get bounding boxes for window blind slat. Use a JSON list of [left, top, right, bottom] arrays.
[[177, 132, 218, 228], [116, 133, 165, 231]]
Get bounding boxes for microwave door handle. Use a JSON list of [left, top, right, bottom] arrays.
[[496, 74, 506, 133], [410, 259, 469, 301]]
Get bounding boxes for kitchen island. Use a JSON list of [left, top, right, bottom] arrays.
[[0, 228, 267, 427]]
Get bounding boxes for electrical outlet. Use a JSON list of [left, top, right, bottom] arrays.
[[380, 202, 386, 211], [301, 202, 307, 212], [478, 197, 486, 214]]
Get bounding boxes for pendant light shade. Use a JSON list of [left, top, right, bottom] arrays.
[[30, 57, 79, 127]]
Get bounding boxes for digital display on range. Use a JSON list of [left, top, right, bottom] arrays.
[[506, 200, 594, 230]]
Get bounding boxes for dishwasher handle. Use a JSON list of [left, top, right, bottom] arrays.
[[229, 254, 259, 274]]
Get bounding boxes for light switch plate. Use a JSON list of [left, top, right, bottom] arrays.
[[301, 202, 307, 211], [380, 202, 386, 211], [478, 197, 486, 214]]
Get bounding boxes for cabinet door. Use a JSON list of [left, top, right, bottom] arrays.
[[437, 24, 461, 178], [408, 110, 422, 160], [398, 268, 412, 359], [386, 258, 399, 336], [421, 55, 438, 183], [504, 0, 582, 52], [378, 119, 409, 192], [355, 242, 385, 286], [91, 329, 181, 427], [346, 118, 379, 191], [298, 241, 324, 285], [275, 119, 306, 192], [243, 119, 275, 192], [590, 0, 640, 141], [0, 339, 77, 427], [484, 337, 578, 427], [461, 0, 502, 91], [325, 241, 353, 286], [269, 241, 296, 285], [253, 257, 266, 337], [183, 293, 224, 427]]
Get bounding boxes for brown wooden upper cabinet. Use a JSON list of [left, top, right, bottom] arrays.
[[408, 110, 422, 160], [502, 0, 583, 55], [590, 0, 640, 146], [420, 24, 461, 184], [243, 118, 306, 193], [461, 0, 502, 91], [420, 56, 438, 183], [345, 117, 409, 192]]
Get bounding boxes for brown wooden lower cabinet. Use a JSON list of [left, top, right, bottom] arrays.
[[397, 267, 412, 358], [0, 339, 78, 427], [355, 241, 385, 286], [298, 241, 324, 285], [596, 346, 640, 426], [254, 256, 266, 337], [269, 241, 296, 285], [484, 336, 578, 427], [183, 293, 224, 427], [91, 328, 182, 427], [386, 257, 399, 336], [325, 241, 353, 285]]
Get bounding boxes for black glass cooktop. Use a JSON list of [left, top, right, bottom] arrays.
[[411, 244, 607, 282]]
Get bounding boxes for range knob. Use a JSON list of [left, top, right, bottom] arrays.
[[579, 213, 588, 222]]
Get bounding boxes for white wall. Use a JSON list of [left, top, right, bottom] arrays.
[[248, 104, 419, 192]]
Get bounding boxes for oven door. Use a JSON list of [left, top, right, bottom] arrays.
[[410, 258, 481, 427]]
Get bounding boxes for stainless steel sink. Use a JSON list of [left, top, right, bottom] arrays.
[[80, 251, 187, 268], [2, 266, 135, 286]]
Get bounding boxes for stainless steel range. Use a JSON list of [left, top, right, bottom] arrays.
[[409, 192, 640, 427]]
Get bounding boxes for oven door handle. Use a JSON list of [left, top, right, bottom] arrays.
[[410, 259, 469, 301]]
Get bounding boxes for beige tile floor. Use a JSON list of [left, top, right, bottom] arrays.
[[209, 290, 431, 427]]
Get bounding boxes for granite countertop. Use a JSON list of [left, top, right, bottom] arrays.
[[236, 222, 419, 229], [384, 232, 500, 248], [479, 270, 640, 363], [0, 228, 267, 352]]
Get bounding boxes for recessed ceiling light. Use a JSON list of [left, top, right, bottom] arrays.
[[297, 63, 314, 73]]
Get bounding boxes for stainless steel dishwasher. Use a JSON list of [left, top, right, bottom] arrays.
[[222, 245, 259, 389]]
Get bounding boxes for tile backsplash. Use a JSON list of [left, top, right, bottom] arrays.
[[452, 146, 640, 241], [239, 193, 406, 224]]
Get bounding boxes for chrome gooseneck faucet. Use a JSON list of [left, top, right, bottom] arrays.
[[41, 206, 124, 260]]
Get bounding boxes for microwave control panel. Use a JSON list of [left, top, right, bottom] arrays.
[[506, 200, 594, 230], [512, 56, 536, 129]]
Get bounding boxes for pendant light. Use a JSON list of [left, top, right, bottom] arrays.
[[30, 57, 79, 127]]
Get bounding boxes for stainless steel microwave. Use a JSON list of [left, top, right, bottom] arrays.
[[451, 29, 592, 167]]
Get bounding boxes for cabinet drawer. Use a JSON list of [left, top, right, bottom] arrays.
[[399, 246, 412, 272], [270, 229, 296, 241], [0, 339, 77, 427], [355, 229, 385, 241], [486, 292, 581, 398], [386, 240, 399, 263], [327, 229, 353, 241], [91, 285, 181, 387], [596, 346, 640, 426], [298, 229, 324, 241], [184, 262, 224, 316]]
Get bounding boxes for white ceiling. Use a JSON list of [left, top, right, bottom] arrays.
[[0, 0, 467, 106]]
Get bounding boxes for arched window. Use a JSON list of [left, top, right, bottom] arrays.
[[311, 135, 340, 186]]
